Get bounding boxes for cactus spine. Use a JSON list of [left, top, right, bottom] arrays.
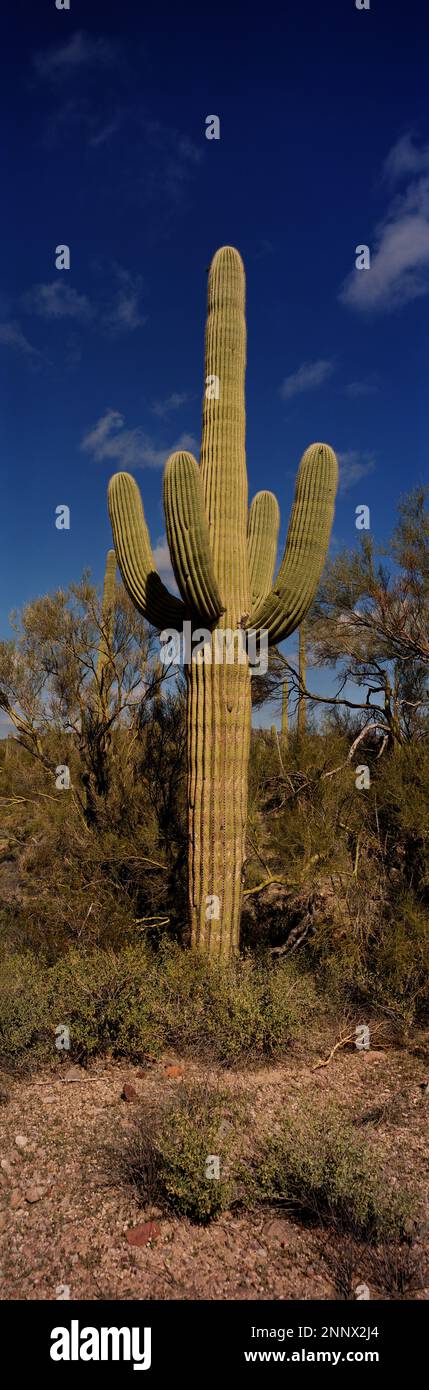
[[108, 247, 338, 959]]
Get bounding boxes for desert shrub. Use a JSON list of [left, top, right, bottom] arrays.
[[245, 1104, 416, 1242], [0, 941, 318, 1069], [375, 742, 429, 891], [319, 1234, 366, 1300], [0, 944, 159, 1067], [320, 1232, 426, 1299], [46, 947, 161, 1062], [155, 942, 318, 1063], [118, 1090, 417, 1235], [2, 709, 428, 1034], [246, 732, 429, 1026], [369, 1241, 428, 1297], [369, 895, 429, 1022], [0, 683, 187, 959], [308, 890, 429, 1029], [0, 953, 52, 1062], [118, 1081, 242, 1223]]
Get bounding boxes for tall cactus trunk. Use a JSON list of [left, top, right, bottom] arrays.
[[187, 249, 251, 956], [187, 656, 251, 956]]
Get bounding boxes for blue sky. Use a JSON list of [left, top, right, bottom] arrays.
[[1, 0, 428, 723]]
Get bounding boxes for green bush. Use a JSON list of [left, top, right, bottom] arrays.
[[0, 953, 53, 1061], [0, 941, 317, 1069], [46, 947, 160, 1061], [0, 945, 160, 1066], [118, 1081, 242, 1223], [245, 1104, 416, 1242], [118, 1090, 417, 1236], [155, 942, 318, 1064], [247, 732, 429, 1027], [309, 891, 429, 1030]]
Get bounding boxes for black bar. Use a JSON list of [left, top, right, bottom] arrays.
[[1, 1299, 426, 1379]]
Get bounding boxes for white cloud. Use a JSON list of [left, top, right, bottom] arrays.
[[42, 98, 124, 152], [382, 132, 429, 185], [0, 320, 39, 355], [81, 410, 198, 471], [64, 333, 83, 370], [337, 450, 376, 494], [151, 392, 190, 418], [141, 120, 202, 170], [177, 136, 202, 166], [23, 281, 93, 322], [88, 117, 122, 149], [280, 359, 334, 400], [33, 31, 118, 80], [339, 134, 429, 313], [21, 266, 147, 337], [138, 118, 203, 204], [344, 376, 379, 398], [101, 268, 147, 334]]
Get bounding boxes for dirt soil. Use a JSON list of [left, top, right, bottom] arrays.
[[1, 1036, 428, 1302]]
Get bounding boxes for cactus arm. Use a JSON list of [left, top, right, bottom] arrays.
[[108, 471, 186, 629], [247, 491, 280, 609], [249, 444, 338, 645], [163, 450, 225, 623]]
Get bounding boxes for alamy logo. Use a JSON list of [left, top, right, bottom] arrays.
[[50, 1320, 151, 1371], [160, 622, 269, 674]]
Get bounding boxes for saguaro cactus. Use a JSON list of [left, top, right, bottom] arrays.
[[108, 247, 338, 959]]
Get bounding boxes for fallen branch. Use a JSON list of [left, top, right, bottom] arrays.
[[313, 1031, 356, 1070], [313, 1020, 385, 1070]]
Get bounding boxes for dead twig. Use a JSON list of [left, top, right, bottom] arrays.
[[313, 1020, 386, 1070], [313, 1031, 357, 1071]]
